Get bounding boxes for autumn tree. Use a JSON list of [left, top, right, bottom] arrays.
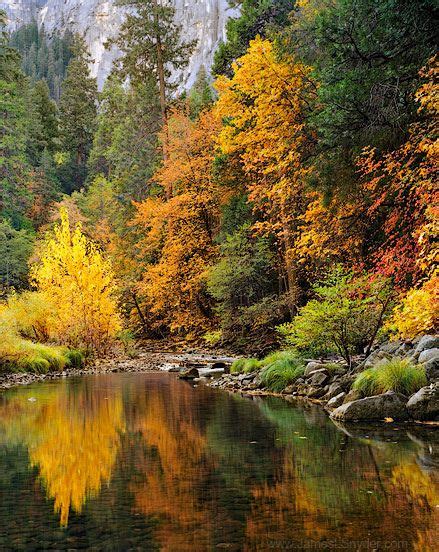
[[215, 37, 316, 314], [133, 108, 223, 336], [31, 208, 121, 352]]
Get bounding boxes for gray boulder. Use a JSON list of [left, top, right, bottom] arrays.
[[307, 369, 330, 387], [407, 384, 439, 421], [327, 392, 346, 409], [363, 349, 392, 369], [307, 386, 326, 399], [415, 335, 439, 354], [331, 391, 409, 422], [379, 340, 403, 354], [324, 382, 345, 401], [419, 348, 439, 365], [424, 358, 439, 382], [305, 361, 326, 375]]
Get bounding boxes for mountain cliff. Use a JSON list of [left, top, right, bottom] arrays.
[[2, 0, 237, 89]]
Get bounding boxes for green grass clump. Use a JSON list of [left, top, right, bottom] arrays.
[[231, 358, 261, 374], [353, 358, 427, 397], [65, 348, 85, 368], [260, 351, 305, 392]]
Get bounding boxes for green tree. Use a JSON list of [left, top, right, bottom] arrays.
[[188, 66, 213, 118], [33, 80, 59, 153], [213, 0, 292, 76], [59, 36, 98, 192], [0, 220, 34, 293], [0, 11, 32, 229], [108, 0, 196, 152], [278, 269, 394, 367]]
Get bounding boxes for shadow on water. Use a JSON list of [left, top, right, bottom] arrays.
[[0, 372, 437, 550]]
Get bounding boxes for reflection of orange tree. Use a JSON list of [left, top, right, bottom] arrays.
[[0, 381, 125, 526], [391, 462, 439, 552], [130, 379, 215, 550]]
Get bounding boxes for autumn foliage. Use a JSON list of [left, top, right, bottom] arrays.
[[31, 208, 121, 352]]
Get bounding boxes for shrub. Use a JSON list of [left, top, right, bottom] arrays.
[[353, 359, 427, 397], [260, 351, 305, 392], [230, 358, 261, 374], [277, 268, 393, 367], [203, 330, 222, 346], [387, 274, 438, 339]]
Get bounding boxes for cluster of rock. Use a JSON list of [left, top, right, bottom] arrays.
[[209, 335, 439, 423]]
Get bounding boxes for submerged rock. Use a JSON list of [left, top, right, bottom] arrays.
[[407, 383, 439, 421], [331, 391, 409, 422]]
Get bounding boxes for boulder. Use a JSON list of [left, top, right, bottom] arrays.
[[324, 382, 345, 400], [283, 384, 296, 394], [307, 369, 330, 387], [394, 342, 413, 356], [419, 348, 439, 365], [407, 384, 439, 421], [327, 392, 346, 409], [305, 361, 326, 375], [424, 358, 439, 382], [363, 349, 392, 369], [343, 389, 362, 404], [178, 367, 199, 380], [415, 335, 439, 354], [379, 340, 403, 354], [307, 386, 326, 399], [331, 391, 409, 422]]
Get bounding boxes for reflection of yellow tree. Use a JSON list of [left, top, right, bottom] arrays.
[[0, 381, 125, 526]]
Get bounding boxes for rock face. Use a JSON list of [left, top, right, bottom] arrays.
[[331, 391, 409, 422], [407, 384, 439, 421], [4, 0, 238, 90], [1, 0, 44, 30]]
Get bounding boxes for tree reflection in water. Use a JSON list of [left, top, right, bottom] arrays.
[[0, 373, 437, 550]]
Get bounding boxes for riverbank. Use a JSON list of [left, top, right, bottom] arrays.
[[0, 344, 236, 390], [208, 335, 439, 423]]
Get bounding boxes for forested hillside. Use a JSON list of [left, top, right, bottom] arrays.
[[0, 0, 438, 373]]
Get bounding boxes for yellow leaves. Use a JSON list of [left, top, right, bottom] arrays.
[[31, 208, 121, 352], [387, 273, 439, 339]]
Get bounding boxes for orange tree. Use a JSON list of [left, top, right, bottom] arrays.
[[132, 108, 224, 336], [215, 37, 317, 314]]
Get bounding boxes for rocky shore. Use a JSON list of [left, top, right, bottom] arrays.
[[0, 347, 236, 390], [209, 335, 439, 423]]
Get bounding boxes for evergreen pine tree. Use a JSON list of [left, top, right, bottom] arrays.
[[59, 36, 98, 192], [108, 0, 196, 155]]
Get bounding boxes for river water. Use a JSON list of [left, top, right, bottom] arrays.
[[0, 372, 437, 551]]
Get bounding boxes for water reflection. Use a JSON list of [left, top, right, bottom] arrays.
[[0, 373, 437, 550]]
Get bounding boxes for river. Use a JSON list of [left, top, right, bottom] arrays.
[[0, 372, 437, 550]]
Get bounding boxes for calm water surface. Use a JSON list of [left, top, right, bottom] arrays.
[[0, 372, 438, 551]]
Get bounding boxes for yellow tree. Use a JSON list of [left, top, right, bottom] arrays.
[[133, 108, 224, 336], [215, 37, 317, 312], [31, 208, 121, 352]]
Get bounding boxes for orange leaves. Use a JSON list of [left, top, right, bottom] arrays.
[[215, 37, 316, 300], [356, 56, 439, 287], [133, 108, 223, 335]]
